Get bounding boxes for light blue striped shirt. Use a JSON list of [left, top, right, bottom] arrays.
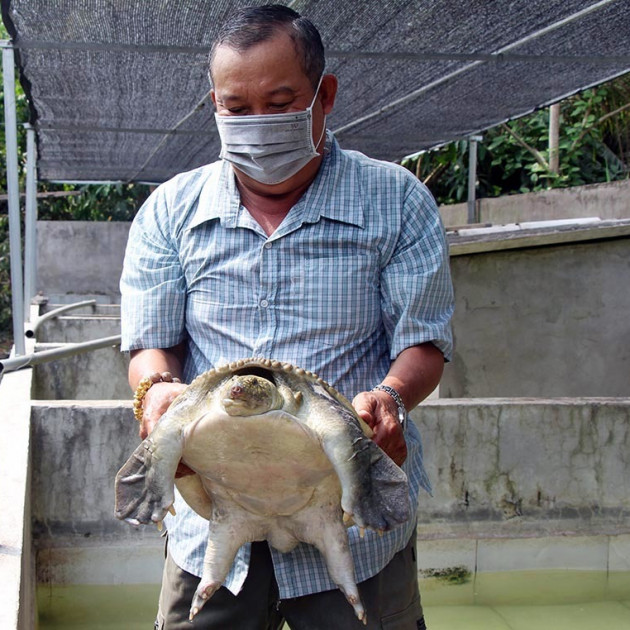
[[120, 133, 454, 598]]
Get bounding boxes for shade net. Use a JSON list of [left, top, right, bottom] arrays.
[[2, 0, 630, 183]]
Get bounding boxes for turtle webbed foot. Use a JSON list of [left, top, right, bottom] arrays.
[[343, 440, 410, 532], [114, 439, 176, 525]]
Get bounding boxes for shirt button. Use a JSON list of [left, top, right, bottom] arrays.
[[264, 242, 272, 249], [260, 299, 269, 308]]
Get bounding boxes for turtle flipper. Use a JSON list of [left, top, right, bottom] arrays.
[[297, 382, 410, 531], [340, 435, 410, 531], [114, 436, 180, 525]]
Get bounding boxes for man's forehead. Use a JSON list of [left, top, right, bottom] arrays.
[[217, 85, 298, 103], [211, 31, 304, 77]]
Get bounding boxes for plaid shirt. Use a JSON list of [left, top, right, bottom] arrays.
[[120, 133, 453, 598]]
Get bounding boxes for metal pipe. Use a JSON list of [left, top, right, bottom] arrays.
[[548, 103, 561, 175], [25, 299, 97, 338], [0, 335, 121, 374], [24, 123, 38, 314], [2, 43, 25, 355], [467, 135, 482, 224]]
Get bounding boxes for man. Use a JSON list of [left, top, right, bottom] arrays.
[[121, 4, 453, 629]]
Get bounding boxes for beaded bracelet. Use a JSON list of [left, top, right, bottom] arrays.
[[133, 371, 181, 422]]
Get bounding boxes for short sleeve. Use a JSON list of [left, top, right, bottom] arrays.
[[120, 187, 187, 351], [380, 180, 454, 361]]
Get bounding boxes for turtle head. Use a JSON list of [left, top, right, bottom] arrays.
[[220, 374, 283, 416]]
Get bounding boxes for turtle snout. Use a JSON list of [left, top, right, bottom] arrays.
[[221, 374, 277, 416]]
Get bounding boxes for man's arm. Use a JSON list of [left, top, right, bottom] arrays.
[[352, 342, 444, 466], [130, 345, 188, 439]]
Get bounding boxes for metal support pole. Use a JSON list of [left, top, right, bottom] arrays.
[[467, 135, 482, 225], [2, 43, 25, 355], [24, 123, 38, 316], [548, 103, 560, 176]]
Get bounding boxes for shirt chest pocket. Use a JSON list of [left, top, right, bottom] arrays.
[[289, 255, 381, 346]]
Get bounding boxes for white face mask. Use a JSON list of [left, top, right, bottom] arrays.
[[214, 76, 326, 185]]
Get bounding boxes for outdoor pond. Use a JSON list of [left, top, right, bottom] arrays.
[[37, 569, 630, 630]]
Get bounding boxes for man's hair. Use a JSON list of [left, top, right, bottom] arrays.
[[209, 4, 325, 89]]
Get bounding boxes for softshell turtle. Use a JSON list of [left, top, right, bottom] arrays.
[[115, 357, 410, 623]]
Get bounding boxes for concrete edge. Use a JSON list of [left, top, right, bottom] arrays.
[[415, 397, 630, 407], [30, 399, 132, 408], [0, 366, 35, 630], [448, 220, 630, 256]]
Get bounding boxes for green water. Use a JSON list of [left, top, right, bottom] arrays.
[[421, 571, 630, 630], [37, 572, 630, 630], [37, 584, 160, 630]]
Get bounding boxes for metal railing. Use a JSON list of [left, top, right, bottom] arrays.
[[25, 299, 98, 338], [0, 335, 121, 375], [2, 41, 120, 375], [2, 41, 25, 355]]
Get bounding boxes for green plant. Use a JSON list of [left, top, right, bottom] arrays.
[[403, 76, 630, 205]]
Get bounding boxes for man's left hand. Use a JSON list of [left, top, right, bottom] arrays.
[[352, 390, 407, 466]]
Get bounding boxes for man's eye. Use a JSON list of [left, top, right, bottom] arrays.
[[227, 107, 247, 114], [269, 103, 290, 110]]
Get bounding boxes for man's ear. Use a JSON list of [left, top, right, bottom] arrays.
[[210, 89, 217, 108], [320, 74, 338, 115]]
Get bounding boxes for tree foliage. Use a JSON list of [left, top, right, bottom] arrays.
[[403, 75, 630, 205]]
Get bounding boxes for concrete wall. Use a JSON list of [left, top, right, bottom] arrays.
[[440, 178, 630, 227], [31, 402, 164, 586], [32, 345, 130, 400], [441, 236, 630, 398], [36, 221, 130, 299], [415, 399, 630, 536], [29, 399, 630, 586]]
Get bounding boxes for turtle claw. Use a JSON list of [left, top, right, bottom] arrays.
[[189, 581, 221, 620], [340, 588, 367, 624]]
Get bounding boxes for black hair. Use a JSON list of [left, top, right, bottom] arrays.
[[209, 4, 325, 89]]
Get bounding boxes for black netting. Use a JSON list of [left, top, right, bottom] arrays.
[[2, 0, 629, 183]]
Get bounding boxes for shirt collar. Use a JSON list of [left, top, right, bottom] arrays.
[[188, 132, 365, 232], [188, 159, 241, 231]]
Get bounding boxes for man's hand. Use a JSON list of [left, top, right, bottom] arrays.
[[139, 381, 193, 478], [352, 390, 407, 466], [139, 381, 187, 439]]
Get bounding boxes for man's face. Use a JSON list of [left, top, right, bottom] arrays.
[[211, 30, 336, 193]]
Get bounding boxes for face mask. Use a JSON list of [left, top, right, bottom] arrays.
[[214, 76, 326, 185]]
